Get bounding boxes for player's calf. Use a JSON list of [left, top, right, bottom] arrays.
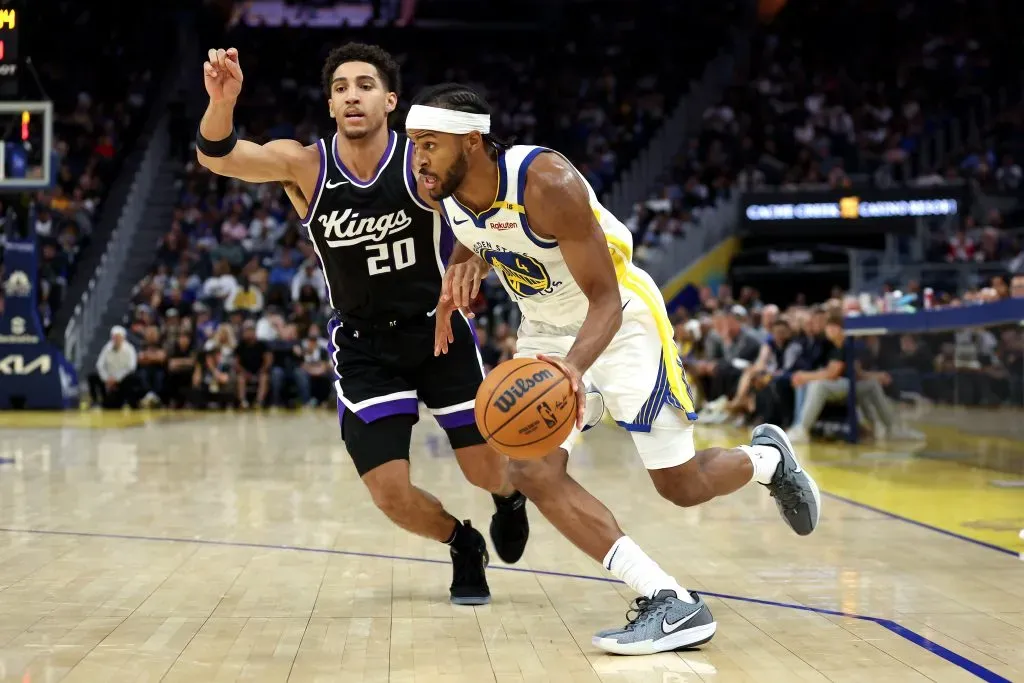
[[361, 462, 491, 605], [635, 410, 820, 536], [362, 461, 457, 540], [453, 442, 512, 495], [345, 413, 492, 604], [453, 441, 531, 565]]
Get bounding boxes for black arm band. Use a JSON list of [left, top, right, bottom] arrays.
[[196, 128, 238, 158]]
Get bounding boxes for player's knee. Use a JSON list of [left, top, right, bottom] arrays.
[[507, 457, 562, 500], [455, 445, 507, 493], [649, 461, 712, 508], [362, 465, 415, 519]]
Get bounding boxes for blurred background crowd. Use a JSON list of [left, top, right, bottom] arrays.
[[3, 0, 1022, 445]]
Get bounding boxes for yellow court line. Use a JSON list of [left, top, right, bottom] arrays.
[[0, 410, 206, 430]]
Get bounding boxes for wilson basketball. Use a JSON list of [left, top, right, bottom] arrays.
[[475, 358, 577, 460]]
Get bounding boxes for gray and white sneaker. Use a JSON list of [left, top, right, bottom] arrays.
[[752, 424, 821, 536], [592, 590, 716, 655]]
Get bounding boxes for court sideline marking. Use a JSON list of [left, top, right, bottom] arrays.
[[821, 491, 1020, 557], [0, 525, 1010, 683]]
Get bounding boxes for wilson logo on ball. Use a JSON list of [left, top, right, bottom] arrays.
[[492, 369, 555, 413]]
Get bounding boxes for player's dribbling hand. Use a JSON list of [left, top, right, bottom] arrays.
[[537, 354, 587, 430], [204, 48, 243, 102]]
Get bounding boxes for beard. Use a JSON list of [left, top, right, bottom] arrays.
[[339, 113, 384, 140], [341, 127, 369, 140], [432, 152, 468, 200]]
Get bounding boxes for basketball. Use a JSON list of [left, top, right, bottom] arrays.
[[475, 358, 577, 460]]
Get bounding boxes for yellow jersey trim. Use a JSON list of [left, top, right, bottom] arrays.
[[604, 233, 696, 415]]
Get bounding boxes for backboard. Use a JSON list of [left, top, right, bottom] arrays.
[[0, 100, 54, 192]]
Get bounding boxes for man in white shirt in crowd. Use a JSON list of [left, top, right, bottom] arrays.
[[290, 260, 327, 304], [87, 326, 141, 408]]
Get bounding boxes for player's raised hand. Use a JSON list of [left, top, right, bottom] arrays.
[[204, 47, 243, 102]]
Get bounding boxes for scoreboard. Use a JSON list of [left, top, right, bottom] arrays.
[[0, 2, 17, 97]]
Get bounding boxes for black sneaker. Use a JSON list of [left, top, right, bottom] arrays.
[[489, 492, 530, 564], [751, 424, 821, 536], [450, 521, 491, 605]]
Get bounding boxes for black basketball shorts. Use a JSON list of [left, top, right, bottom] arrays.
[[326, 312, 487, 474]]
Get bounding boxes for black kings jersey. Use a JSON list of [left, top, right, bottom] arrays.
[[302, 130, 452, 322]]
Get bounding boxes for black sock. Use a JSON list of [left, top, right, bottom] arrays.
[[445, 519, 477, 552], [492, 491, 525, 510]]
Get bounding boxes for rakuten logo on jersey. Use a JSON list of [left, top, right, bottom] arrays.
[[318, 208, 413, 247]]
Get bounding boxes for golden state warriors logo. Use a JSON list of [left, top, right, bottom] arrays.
[[480, 249, 552, 297], [3, 271, 31, 297]]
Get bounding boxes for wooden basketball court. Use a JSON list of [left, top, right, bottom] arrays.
[[0, 408, 1020, 682]]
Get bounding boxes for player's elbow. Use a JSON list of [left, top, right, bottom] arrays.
[[196, 148, 215, 170], [196, 149, 227, 174]]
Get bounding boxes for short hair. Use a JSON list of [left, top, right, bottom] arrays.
[[411, 82, 513, 150], [825, 311, 844, 328], [321, 43, 400, 97]]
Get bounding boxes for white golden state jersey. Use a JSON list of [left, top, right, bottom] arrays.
[[441, 145, 637, 330], [442, 145, 699, 423]]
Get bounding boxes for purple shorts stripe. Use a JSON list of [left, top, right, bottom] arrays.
[[434, 407, 476, 430], [339, 397, 419, 425]]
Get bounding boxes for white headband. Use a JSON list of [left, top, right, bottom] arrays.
[[406, 104, 491, 135]]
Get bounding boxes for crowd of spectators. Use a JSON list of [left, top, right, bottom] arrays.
[[0, 3, 173, 335], [625, 0, 1024, 261], [671, 280, 1023, 443], [219, 0, 741, 194]]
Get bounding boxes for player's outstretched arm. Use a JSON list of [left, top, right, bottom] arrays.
[[197, 48, 317, 187], [524, 153, 623, 376]]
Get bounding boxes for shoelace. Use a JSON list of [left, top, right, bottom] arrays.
[[769, 475, 806, 508], [624, 595, 666, 631]]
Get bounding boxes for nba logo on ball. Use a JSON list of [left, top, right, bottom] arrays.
[[475, 358, 577, 460], [537, 402, 557, 428]]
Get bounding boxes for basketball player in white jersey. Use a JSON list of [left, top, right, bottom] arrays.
[[406, 83, 822, 655]]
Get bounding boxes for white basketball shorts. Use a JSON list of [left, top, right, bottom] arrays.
[[514, 268, 697, 470]]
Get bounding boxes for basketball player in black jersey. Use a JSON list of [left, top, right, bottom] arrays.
[[196, 43, 530, 605]]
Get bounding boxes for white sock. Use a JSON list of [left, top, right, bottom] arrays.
[[739, 444, 782, 485], [602, 536, 695, 603]]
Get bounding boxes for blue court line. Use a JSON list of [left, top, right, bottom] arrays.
[[0, 526, 1010, 682], [822, 491, 1019, 557]]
